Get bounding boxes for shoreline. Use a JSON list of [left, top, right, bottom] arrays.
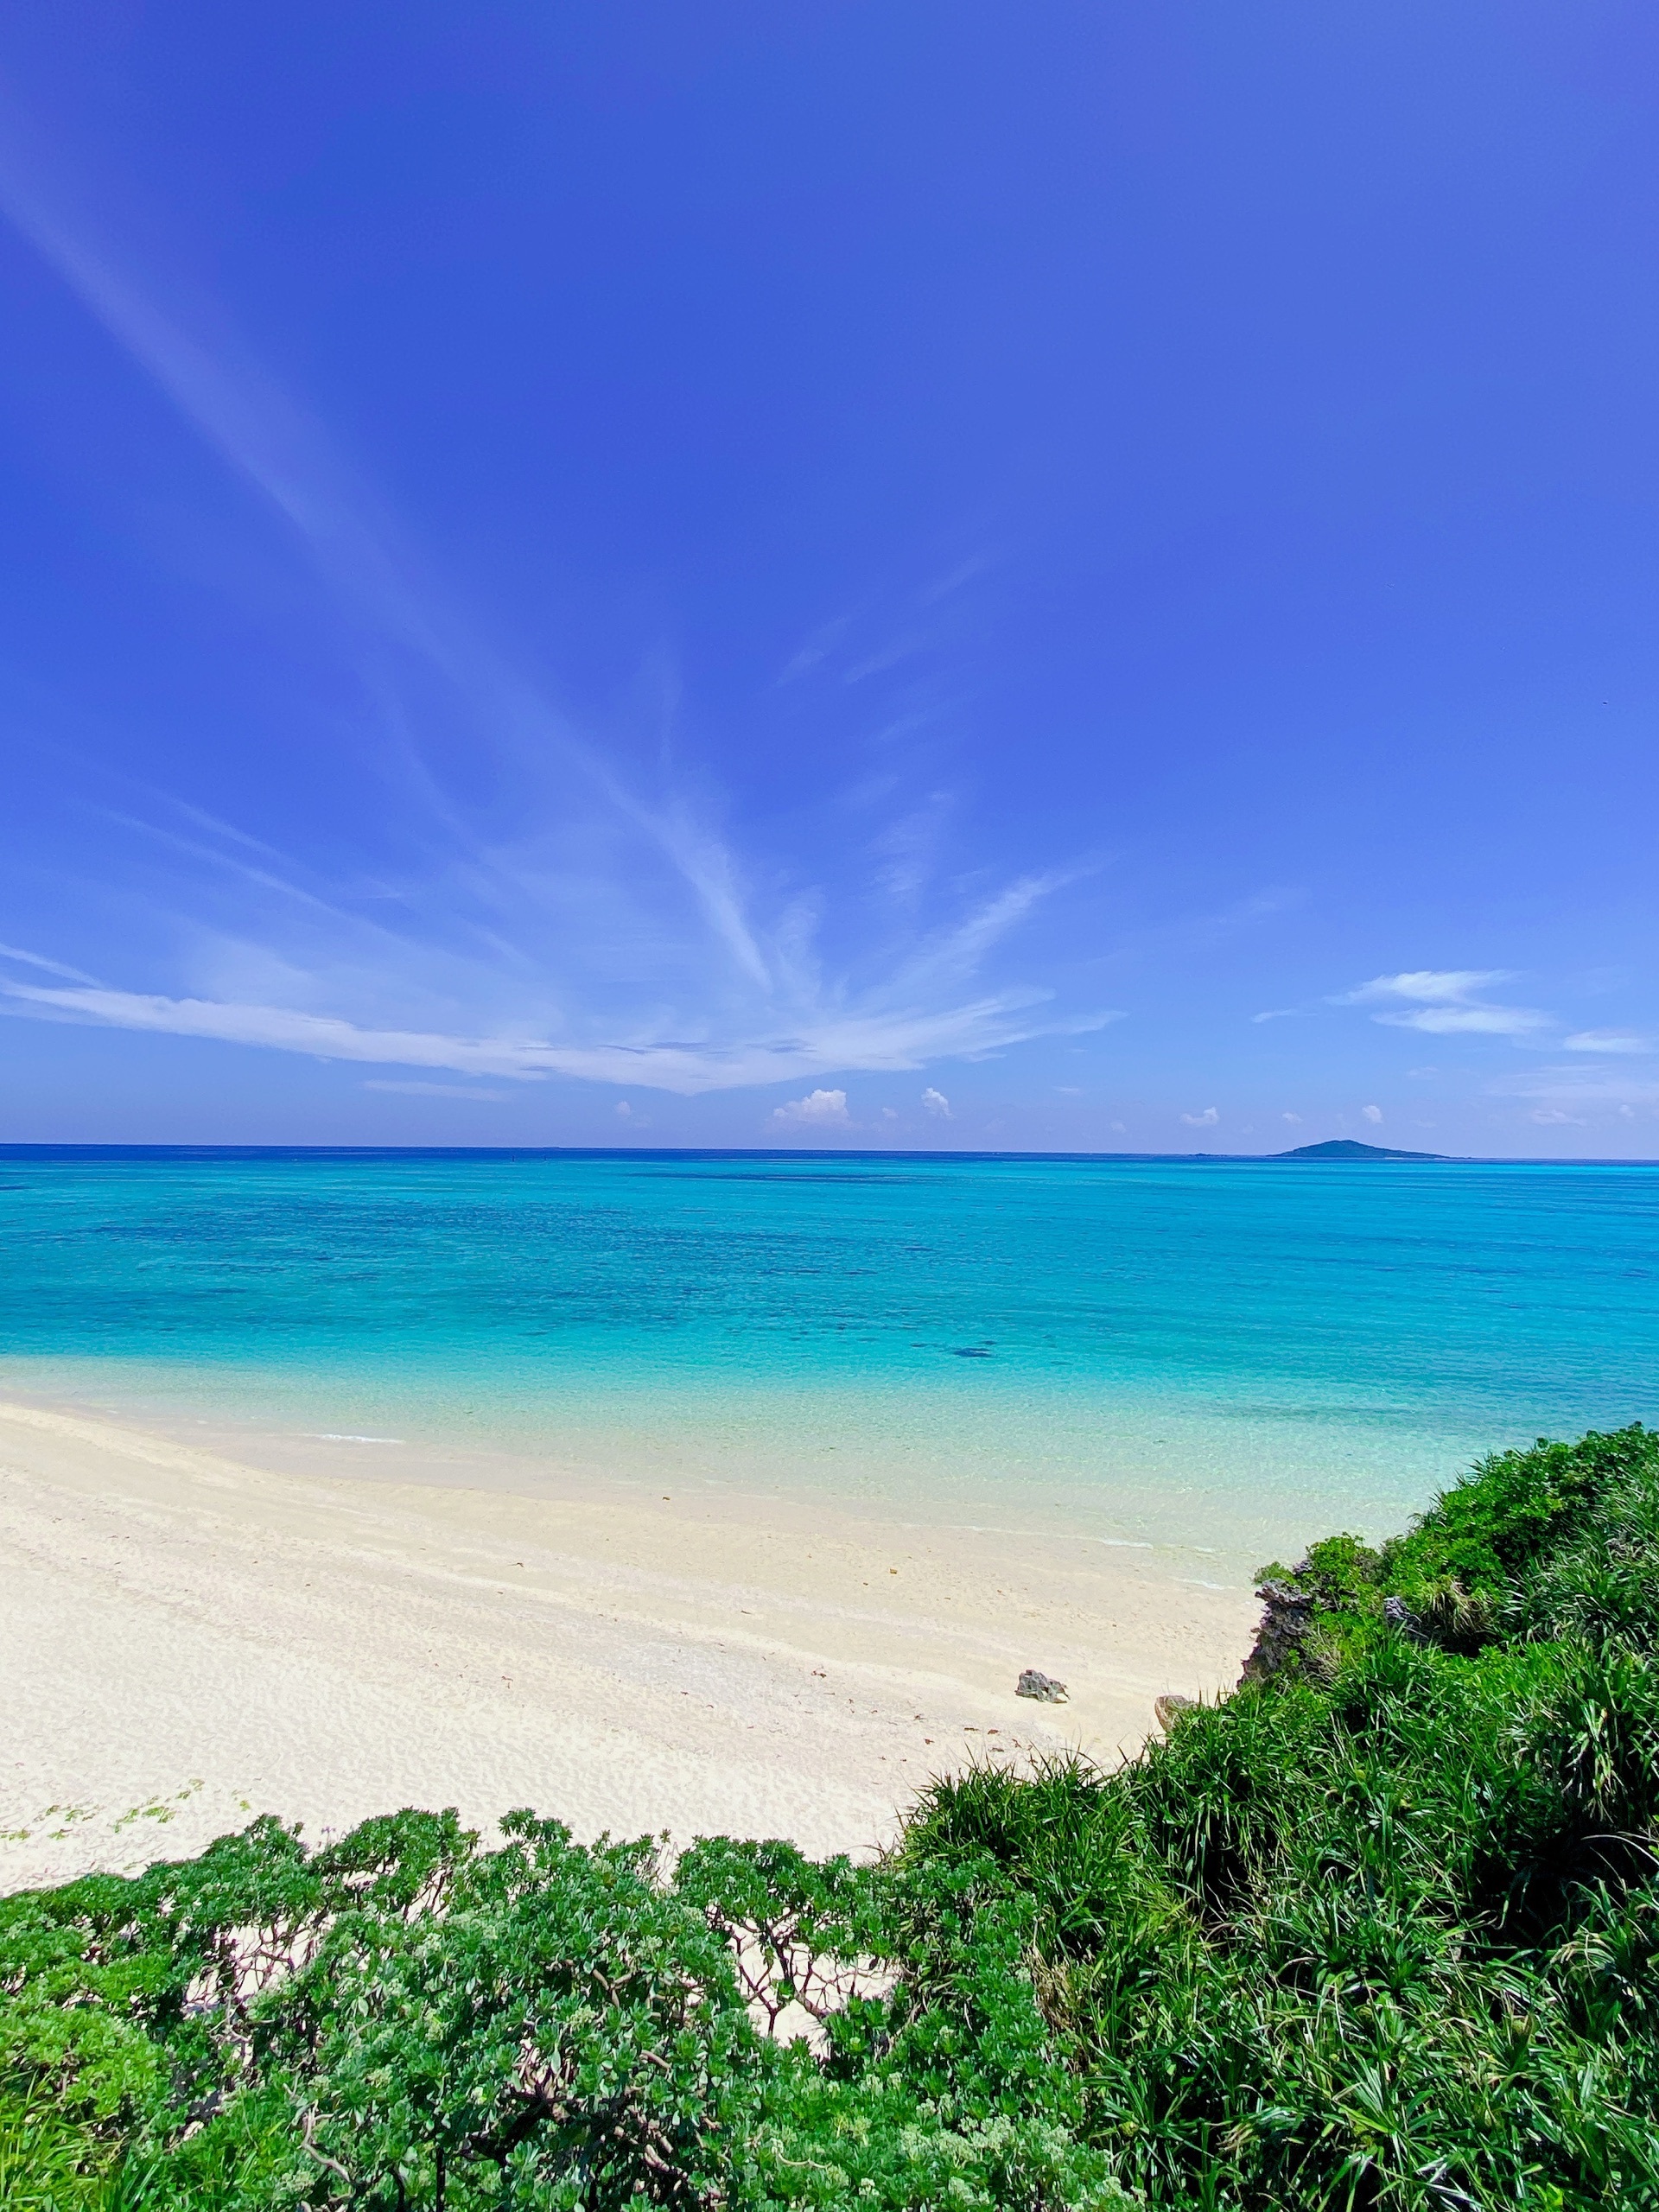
[[0, 1351, 1481, 1572], [0, 1394, 1256, 1891]]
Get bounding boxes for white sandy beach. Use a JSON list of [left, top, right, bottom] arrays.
[[0, 1394, 1256, 1891]]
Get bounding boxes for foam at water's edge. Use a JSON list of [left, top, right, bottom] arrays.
[[0, 1355, 1542, 1580]]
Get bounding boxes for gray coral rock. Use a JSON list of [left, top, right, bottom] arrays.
[[1238, 1575, 1319, 1685], [1016, 1669, 1069, 1703]]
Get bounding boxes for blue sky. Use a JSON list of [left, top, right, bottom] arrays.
[[2, 1, 1656, 1154]]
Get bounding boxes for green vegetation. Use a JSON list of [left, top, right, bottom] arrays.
[[3, 1427, 1656, 2209]]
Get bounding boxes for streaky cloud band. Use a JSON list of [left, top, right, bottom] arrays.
[[1, 980, 1122, 1096]]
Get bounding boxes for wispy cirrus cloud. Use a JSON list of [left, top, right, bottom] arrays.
[[1562, 1029, 1655, 1056], [0, 940, 101, 985], [0, 154, 785, 987], [1336, 970, 1552, 1036], [1490, 1063, 1659, 1117], [363, 1080, 510, 1102], [0, 973, 1119, 1096], [0, 165, 1115, 1099], [880, 869, 1090, 1002]]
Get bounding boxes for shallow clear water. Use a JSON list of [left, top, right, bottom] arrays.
[[1, 1147, 1655, 1571]]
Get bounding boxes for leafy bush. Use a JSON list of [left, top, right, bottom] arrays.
[[3, 1428, 1656, 2208]]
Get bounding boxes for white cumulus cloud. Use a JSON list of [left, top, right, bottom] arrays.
[[1362, 1104, 1382, 1124], [922, 1086, 952, 1117], [772, 1087, 850, 1126], [1181, 1106, 1219, 1128]]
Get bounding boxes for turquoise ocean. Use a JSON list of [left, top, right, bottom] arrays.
[[1, 1147, 1655, 1576]]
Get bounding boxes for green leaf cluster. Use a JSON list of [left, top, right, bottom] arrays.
[[3, 1427, 1657, 2208]]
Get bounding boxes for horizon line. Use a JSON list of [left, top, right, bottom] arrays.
[[3, 1141, 1657, 1168]]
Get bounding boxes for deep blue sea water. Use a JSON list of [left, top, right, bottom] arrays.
[[1, 1147, 1655, 1571]]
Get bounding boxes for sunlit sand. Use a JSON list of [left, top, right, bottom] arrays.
[[0, 1394, 1255, 1889]]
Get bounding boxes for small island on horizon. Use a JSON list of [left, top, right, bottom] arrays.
[[1273, 1137, 1448, 1162]]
